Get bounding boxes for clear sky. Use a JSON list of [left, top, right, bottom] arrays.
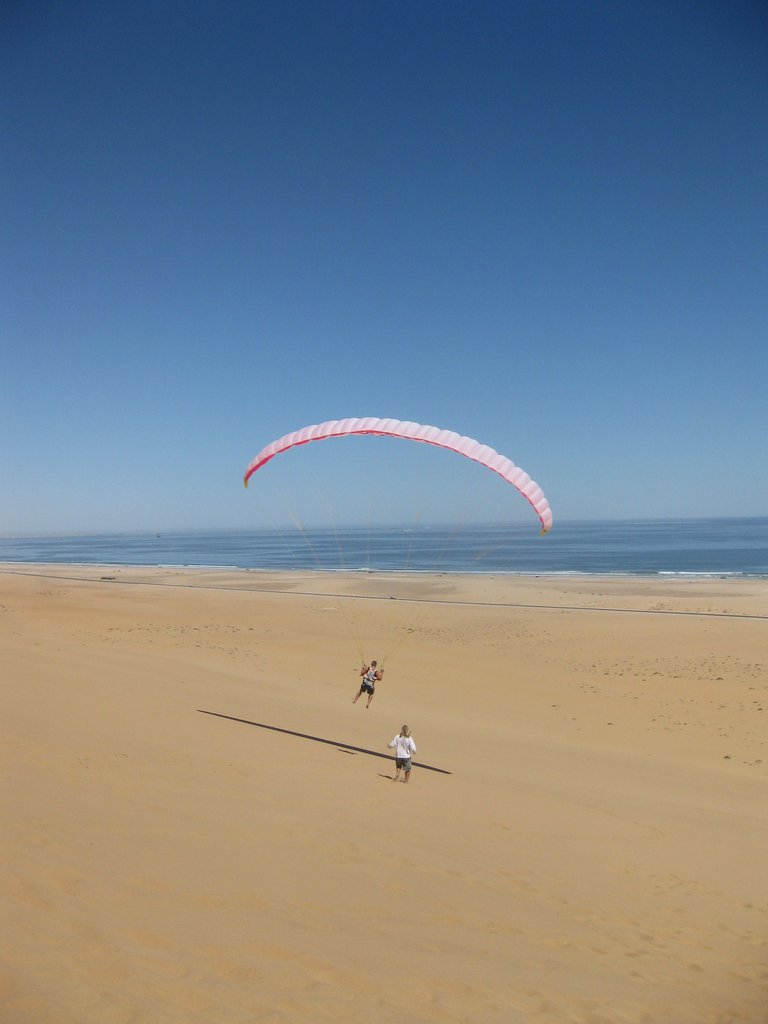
[[3, 0, 766, 534]]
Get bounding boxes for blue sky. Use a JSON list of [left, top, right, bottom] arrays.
[[3, 0, 766, 533]]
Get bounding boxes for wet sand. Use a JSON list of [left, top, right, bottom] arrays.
[[2, 565, 767, 1023]]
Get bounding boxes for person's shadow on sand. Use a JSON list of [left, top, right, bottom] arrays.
[[197, 709, 452, 775]]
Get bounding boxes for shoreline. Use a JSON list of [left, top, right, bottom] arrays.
[[4, 560, 768, 583], [1, 517, 766, 581]]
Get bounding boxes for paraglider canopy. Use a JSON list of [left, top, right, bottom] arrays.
[[243, 417, 552, 533]]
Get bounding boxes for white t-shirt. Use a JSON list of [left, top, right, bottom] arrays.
[[389, 734, 417, 759]]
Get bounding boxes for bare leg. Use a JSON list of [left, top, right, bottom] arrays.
[[366, 692, 374, 708], [392, 765, 400, 782], [404, 770, 411, 783]]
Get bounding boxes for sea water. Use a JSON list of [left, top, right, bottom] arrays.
[[1, 518, 767, 577]]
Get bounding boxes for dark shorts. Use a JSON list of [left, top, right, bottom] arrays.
[[360, 682, 375, 694], [396, 757, 412, 771]]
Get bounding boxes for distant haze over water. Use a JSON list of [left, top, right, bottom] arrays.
[[1, 519, 766, 577]]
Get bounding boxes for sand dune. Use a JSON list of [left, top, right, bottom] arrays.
[[2, 565, 767, 1023]]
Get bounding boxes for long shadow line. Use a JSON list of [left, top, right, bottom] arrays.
[[197, 709, 452, 775]]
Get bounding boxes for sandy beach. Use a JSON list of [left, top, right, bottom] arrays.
[[2, 564, 767, 1023]]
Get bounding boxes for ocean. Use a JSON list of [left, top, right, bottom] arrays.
[[1, 518, 767, 577]]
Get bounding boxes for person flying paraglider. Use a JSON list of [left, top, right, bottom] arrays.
[[243, 418, 553, 716], [353, 660, 383, 708]]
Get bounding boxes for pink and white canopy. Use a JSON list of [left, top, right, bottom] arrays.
[[243, 417, 552, 533]]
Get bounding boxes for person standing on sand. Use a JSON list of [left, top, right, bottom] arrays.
[[388, 725, 416, 783], [353, 659, 383, 708]]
